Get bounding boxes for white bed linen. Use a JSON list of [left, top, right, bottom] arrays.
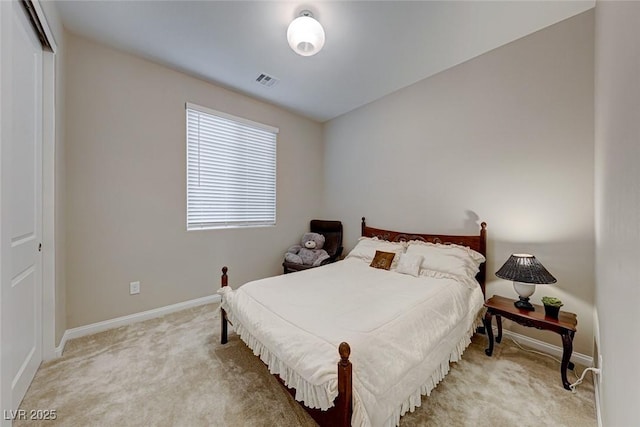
[[219, 258, 484, 427]]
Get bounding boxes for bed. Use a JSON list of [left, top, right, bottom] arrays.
[[218, 218, 487, 426]]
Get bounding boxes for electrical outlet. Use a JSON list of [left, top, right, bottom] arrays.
[[598, 355, 603, 377], [129, 281, 140, 295]]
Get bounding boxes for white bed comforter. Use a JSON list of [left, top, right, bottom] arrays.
[[219, 258, 484, 427]]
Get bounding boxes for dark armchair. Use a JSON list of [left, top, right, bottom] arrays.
[[283, 219, 344, 274]]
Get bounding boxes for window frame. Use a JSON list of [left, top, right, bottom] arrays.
[[185, 102, 278, 231]]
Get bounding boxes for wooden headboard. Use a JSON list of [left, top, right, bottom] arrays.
[[360, 217, 488, 296]]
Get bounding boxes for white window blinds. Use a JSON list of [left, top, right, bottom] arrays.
[[186, 103, 278, 230]]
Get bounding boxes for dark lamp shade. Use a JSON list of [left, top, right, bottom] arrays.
[[495, 254, 557, 284]]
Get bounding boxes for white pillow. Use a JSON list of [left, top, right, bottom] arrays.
[[395, 253, 424, 277], [345, 237, 405, 268], [405, 241, 485, 278]]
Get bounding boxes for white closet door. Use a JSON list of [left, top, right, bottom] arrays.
[[1, 0, 44, 412]]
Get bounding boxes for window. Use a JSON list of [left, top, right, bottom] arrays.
[[186, 103, 278, 230]]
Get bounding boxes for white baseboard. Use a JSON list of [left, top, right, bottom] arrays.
[[493, 328, 593, 367], [54, 297, 592, 365], [55, 294, 221, 357], [594, 372, 602, 427]]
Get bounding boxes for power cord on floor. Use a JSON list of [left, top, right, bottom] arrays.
[[569, 367, 601, 393], [508, 336, 562, 364], [505, 335, 600, 393]]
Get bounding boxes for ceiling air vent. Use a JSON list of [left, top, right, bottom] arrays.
[[255, 73, 279, 88]]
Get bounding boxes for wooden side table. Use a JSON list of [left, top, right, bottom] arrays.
[[483, 295, 578, 390]]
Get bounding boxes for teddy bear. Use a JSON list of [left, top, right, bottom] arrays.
[[285, 232, 330, 267]]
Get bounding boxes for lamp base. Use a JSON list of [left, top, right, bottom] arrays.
[[514, 297, 535, 311]]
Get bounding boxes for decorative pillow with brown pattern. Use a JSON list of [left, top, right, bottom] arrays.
[[370, 250, 396, 270]]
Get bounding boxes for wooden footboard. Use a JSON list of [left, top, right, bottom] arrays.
[[219, 266, 353, 427]]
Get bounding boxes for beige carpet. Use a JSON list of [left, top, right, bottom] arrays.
[[17, 304, 596, 426]]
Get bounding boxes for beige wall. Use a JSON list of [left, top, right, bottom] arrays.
[[65, 34, 323, 328], [594, 1, 640, 425], [324, 12, 595, 355]]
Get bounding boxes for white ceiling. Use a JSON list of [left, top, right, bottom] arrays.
[[54, 1, 594, 122]]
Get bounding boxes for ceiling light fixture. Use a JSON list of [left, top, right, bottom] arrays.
[[287, 10, 325, 57]]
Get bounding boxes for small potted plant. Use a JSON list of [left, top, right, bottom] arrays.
[[541, 296, 563, 319]]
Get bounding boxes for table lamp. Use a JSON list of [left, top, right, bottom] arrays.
[[495, 254, 557, 311]]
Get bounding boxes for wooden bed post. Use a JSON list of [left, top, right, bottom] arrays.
[[479, 222, 487, 298], [336, 342, 353, 427], [361, 217, 366, 236], [221, 266, 228, 345]]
